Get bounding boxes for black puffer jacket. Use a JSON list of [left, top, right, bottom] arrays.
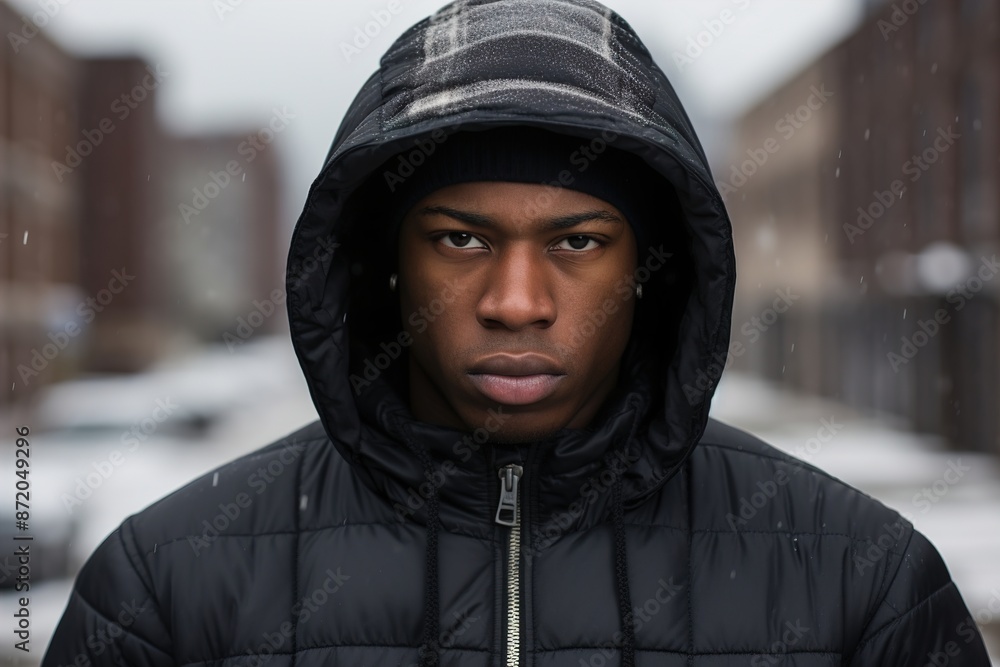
[[44, 1, 991, 665]]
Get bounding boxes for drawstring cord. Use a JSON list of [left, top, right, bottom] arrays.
[[394, 416, 442, 667], [611, 401, 643, 667], [612, 476, 636, 667], [420, 484, 442, 667]]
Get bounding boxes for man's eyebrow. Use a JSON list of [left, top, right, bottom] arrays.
[[416, 205, 624, 231]]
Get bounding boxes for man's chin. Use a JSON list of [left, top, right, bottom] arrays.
[[465, 410, 568, 446], [488, 430, 554, 446]]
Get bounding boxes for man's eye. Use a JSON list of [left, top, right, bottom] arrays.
[[554, 235, 601, 252], [438, 232, 486, 249]]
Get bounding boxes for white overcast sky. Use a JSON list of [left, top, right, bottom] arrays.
[[8, 0, 864, 227]]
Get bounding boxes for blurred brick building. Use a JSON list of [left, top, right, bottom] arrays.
[[723, 0, 1000, 454], [0, 1, 284, 415], [0, 3, 81, 409], [72, 57, 175, 373]]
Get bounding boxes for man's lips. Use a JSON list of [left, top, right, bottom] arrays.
[[467, 373, 565, 406], [467, 354, 566, 405]]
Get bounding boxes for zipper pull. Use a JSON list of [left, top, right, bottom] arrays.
[[495, 464, 523, 526]]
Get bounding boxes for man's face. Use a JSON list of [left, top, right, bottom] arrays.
[[396, 180, 638, 444]]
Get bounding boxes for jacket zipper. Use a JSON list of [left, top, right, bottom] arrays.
[[495, 463, 523, 667]]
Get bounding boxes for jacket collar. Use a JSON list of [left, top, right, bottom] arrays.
[[346, 333, 658, 536]]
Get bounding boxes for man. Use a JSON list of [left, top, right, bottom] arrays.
[[43, 0, 991, 665]]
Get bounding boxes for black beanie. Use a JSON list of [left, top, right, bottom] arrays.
[[380, 126, 659, 260]]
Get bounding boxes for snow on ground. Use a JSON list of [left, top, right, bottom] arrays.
[[0, 335, 319, 662], [711, 372, 1000, 664]]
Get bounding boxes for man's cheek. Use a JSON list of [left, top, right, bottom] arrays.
[[401, 288, 445, 335], [599, 298, 636, 360], [407, 310, 429, 335], [410, 309, 461, 367]]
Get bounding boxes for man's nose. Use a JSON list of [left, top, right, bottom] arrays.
[[475, 247, 556, 331]]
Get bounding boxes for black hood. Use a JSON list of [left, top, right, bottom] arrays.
[[287, 0, 733, 540]]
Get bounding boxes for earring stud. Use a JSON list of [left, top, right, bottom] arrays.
[[389, 273, 398, 291], [635, 283, 643, 299]]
